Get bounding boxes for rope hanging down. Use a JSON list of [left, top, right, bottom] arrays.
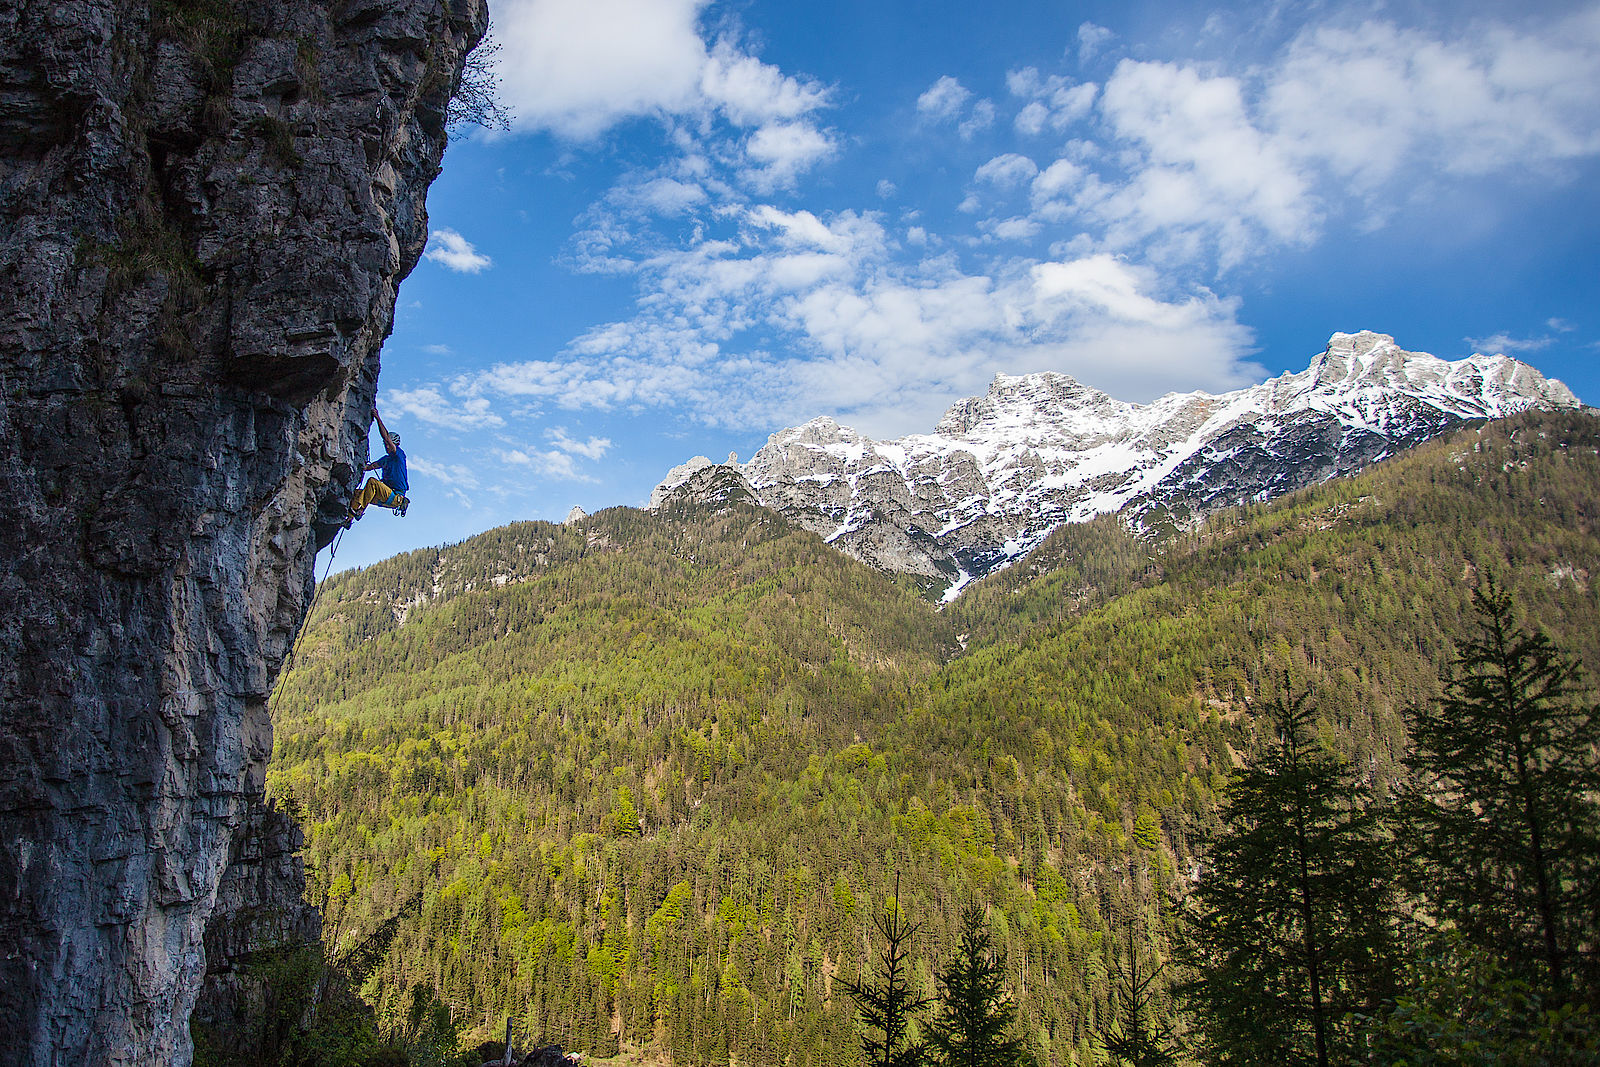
[[272, 527, 344, 704]]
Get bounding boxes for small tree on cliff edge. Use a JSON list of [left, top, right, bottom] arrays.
[[842, 878, 929, 1067], [926, 903, 1031, 1067]]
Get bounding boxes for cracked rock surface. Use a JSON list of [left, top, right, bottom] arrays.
[[0, 0, 485, 1063]]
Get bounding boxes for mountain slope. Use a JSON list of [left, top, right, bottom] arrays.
[[270, 411, 1600, 1066], [653, 332, 1580, 594]]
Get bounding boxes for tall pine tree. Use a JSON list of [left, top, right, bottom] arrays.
[[926, 904, 1030, 1067], [1403, 581, 1600, 1000], [842, 880, 930, 1067], [1180, 689, 1397, 1067]]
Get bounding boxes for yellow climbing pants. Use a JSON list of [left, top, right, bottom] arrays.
[[349, 477, 399, 519]]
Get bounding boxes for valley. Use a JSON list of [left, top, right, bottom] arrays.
[[267, 410, 1600, 1064]]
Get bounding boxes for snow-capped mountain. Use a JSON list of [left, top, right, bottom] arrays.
[[652, 332, 1582, 596]]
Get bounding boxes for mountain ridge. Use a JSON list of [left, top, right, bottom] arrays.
[[652, 331, 1581, 596]]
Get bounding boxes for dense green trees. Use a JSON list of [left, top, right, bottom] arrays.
[[263, 411, 1600, 1065], [1179, 692, 1397, 1066], [926, 904, 1030, 1067], [1402, 581, 1600, 1000], [841, 888, 930, 1067]]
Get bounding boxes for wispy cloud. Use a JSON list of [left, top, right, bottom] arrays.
[[424, 229, 493, 274], [426, 204, 1259, 437], [1077, 22, 1115, 65], [547, 427, 612, 460], [1466, 332, 1556, 355]]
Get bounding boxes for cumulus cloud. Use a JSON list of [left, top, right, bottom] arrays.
[[1008, 67, 1098, 135], [496, 447, 593, 481], [493, 0, 710, 139], [424, 229, 493, 273], [959, 99, 998, 139], [1007, 9, 1600, 269], [917, 76, 972, 121], [1087, 60, 1315, 265], [975, 153, 1039, 188], [1265, 13, 1600, 190], [427, 202, 1260, 437], [491, 0, 835, 195], [385, 386, 505, 430]]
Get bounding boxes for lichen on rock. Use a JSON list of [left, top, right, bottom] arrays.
[[0, 0, 487, 1062]]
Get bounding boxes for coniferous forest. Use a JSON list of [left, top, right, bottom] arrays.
[[259, 412, 1600, 1066]]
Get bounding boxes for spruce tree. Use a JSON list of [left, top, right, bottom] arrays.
[[1101, 922, 1178, 1067], [926, 904, 1030, 1067], [842, 881, 929, 1067], [1180, 690, 1397, 1067], [1403, 582, 1600, 999]]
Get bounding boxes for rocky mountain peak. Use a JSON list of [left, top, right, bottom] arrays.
[[653, 332, 1582, 597], [934, 371, 1114, 438]]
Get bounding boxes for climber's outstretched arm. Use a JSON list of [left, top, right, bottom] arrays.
[[372, 405, 398, 456]]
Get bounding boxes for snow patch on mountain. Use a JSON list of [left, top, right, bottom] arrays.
[[653, 332, 1581, 593]]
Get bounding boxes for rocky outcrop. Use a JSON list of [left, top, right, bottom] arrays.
[[0, 0, 486, 1064], [653, 333, 1582, 594]]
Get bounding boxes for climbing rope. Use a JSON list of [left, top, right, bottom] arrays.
[[272, 526, 345, 703]]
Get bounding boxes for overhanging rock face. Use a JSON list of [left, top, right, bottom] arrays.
[[0, 1, 485, 1063]]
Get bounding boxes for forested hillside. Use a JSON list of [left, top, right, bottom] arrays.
[[267, 411, 1600, 1065]]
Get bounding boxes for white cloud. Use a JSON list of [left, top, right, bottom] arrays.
[[1077, 22, 1115, 65], [1265, 13, 1600, 190], [409, 454, 483, 508], [990, 217, 1041, 241], [742, 121, 837, 189], [621, 177, 708, 216], [1548, 318, 1576, 333], [385, 386, 505, 430], [975, 153, 1039, 188], [1089, 59, 1315, 266], [959, 99, 998, 139], [496, 448, 590, 482], [491, 0, 837, 203], [1009, 9, 1600, 269], [494, 0, 711, 139], [1008, 67, 1097, 134], [424, 229, 493, 273], [876, 179, 897, 199], [547, 427, 613, 459], [917, 76, 972, 121], [437, 203, 1260, 437], [423, 343, 453, 355], [699, 39, 830, 126], [1465, 332, 1555, 355]]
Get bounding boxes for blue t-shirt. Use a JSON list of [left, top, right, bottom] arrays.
[[378, 446, 408, 494]]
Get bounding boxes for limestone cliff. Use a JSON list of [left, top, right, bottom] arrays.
[[0, 0, 486, 1063]]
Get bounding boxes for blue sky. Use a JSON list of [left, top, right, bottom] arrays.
[[338, 0, 1600, 572]]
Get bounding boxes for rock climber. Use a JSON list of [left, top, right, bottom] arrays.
[[347, 404, 409, 524]]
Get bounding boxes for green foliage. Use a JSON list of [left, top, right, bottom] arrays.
[[842, 890, 930, 1067], [1178, 691, 1398, 1067], [1401, 582, 1600, 999], [1100, 910, 1178, 1067], [265, 412, 1600, 1066], [1361, 932, 1600, 1066], [926, 904, 1029, 1067]]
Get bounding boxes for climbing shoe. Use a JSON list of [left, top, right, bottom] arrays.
[[394, 495, 409, 517]]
